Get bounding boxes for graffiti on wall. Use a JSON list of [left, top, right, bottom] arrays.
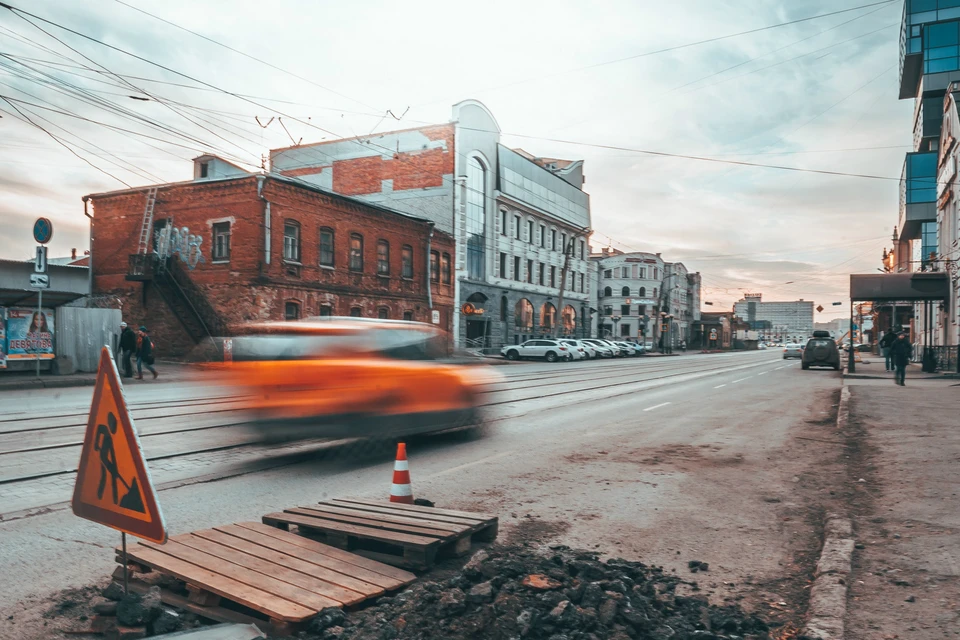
[[155, 225, 206, 270]]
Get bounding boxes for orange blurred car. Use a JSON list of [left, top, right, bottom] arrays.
[[214, 318, 499, 443]]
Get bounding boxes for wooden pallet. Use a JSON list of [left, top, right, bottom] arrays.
[[262, 498, 498, 569], [115, 521, 415, 633]]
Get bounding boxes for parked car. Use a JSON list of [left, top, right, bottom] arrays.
[[501, 339, 571, 362], [782, 343, 804, 359], [582, 339, 616, 358], [758, 342, 767, 350], [802, 335, 841, 371], [596, 339, 623, 357], [575, 340, 600, 359], [559, 339, 588, 361], [615, 341, 641, 357]]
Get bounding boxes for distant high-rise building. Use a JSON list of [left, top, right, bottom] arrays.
[[733, 294, 813, 341]]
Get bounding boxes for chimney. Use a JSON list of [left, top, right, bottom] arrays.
[[71, 248, 77, 260]]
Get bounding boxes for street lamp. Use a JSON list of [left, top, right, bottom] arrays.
[[611, 315, 621, 339]]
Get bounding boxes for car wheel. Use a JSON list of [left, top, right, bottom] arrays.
[[506, 350, 519, 361], [545, 351, 558, 363], [801, 362, 809, 370]]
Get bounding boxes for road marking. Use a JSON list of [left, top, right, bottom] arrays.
[[756, 371, 767, 376], [731, 378, 748, 384], [643, 402, 671, 412], [714, 384, 726, 388]]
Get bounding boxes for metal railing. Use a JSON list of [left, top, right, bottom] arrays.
[[127, 254, 157, 280], [155, 258, 228, 340], [925, 345, 959, 373]]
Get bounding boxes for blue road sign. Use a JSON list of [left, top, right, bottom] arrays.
[[33, 217, 54, 244]]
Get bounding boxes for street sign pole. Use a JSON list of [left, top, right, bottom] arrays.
[[36, 287, 42, 378]]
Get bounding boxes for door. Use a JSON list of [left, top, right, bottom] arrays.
[[465, 319, 486, 347]]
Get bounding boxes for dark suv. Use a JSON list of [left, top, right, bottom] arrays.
[[802, 331, 841, 371]]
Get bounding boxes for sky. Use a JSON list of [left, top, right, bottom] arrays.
[[0, 0, 911, 314]]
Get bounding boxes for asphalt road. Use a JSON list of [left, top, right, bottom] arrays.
[[0, 350, 842, 638]]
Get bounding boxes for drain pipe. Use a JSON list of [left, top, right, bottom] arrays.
[[82, 196, 93, 299], [257, 175, 271, 267], [426, 222, 435, 315]]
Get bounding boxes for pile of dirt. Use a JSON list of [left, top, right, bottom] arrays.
[[301, 544, 773, 640]]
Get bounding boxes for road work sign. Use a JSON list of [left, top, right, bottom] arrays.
[[72, 347, 167, 543]]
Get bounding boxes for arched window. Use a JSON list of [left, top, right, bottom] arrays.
[[515, 298, 533, 330], [639, 286, 646, 297], [465, 157, 486, 280], [621, 286, 630, 297], [376, 240, 390, 275], [350, 306, 362, 317], [562, 305, 576, 334], [284, 300, 301, 321], [500, 296, 508, 322], [378, 307, 389, 319], [349, 233, 364, 272], [540, 302, 556, 331], [603, 286, 612, 297]]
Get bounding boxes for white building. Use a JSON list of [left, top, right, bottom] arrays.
[[733, 294, 814, 342], [935, 84, 960, 350]]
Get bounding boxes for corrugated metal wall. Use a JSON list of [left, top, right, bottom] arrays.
[[55, 307, 122, 372]]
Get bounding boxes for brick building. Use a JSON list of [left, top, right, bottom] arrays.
[[86, 160, 455, 356]]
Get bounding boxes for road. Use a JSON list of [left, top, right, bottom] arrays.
[[0, 351, 843, 638]]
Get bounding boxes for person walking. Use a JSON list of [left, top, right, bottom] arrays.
[[119, 322, 136, 378], [879, 329, 897, 372], [135, 326, 158, 380], [890, 331, 913, 386]]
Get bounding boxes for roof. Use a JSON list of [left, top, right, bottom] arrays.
[[512, 148, 579, 170], [191, 153, 250, 174], [84, 173, 441, 230]]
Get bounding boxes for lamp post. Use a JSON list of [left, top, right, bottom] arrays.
[[611, 315, 621, 339]]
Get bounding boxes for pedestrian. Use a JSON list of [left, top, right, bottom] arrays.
[[879, 329, 897, 371], [890, 330, 913, 386], [135, 326, 158, 380], [119, 322, 136, 378]]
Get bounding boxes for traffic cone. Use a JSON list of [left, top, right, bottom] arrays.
[[390, 442, 414, 504]]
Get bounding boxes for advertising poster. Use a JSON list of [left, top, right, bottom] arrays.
[[5, 308, 55, 360]]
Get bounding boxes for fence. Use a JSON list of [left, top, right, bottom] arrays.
[[55, 307, 123, 372], [926, 345, 959, 373]]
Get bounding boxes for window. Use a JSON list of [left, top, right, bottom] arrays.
[[621, 304, 631, 316], [550, 265, 556, 288], [319, 305, 332, 316], [621, 286, 630, 296], [514, 256, 521, 282], [515, 298, 533, 330], [212, 221, 230, 261], [579, 240, 585, 259], [603, 286, 612, 297], [603, 269, 612, 278], [526, 259, 533, 283], [349, 233, 363, 271], [500, 209, 507, 236], [639, 286, 646, 297], [499, 252, 507, 278], [350, 307, 362, 317], [540, 224, 546, 247], [639, 267, 646, 278], [401, 245, 413, 278], [621, 324, 631, 338], [578, 272, 584, 293], [604, 305, 613, 315], [621, 267, 630, 278], [527, 219, 534, 243], [430, 250, 440, 282], [561, 233, 567, 254], [551, 229, 557, 250], [653, 268, 659, 279], [403, 310, 413, 321], [515, 215, 521, 239], [539, 262, 545, 285], [378, 307, 389, 319], [283, 220, 300, 262], [638, 305, 646, 316], [562, 306, 576, 334], [199, 162, 209, 178], [653, 287, 658, 297], [465, 157, 486, 279], [500, 296, 508, 321], [284, 301, 300, 321], [377, 240, 390, 275], [540, 303, 556, 331], [441, 253, 451, 284], [906, 152, 938, 204], [319, 228, 334, 267]]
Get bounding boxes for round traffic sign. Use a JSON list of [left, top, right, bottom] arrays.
[[33, 217, 54, 244]]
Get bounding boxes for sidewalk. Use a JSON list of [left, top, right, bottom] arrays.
[[0, 361, 200, 391], [843, 358, 959, 380], [843, 378, 960, 638]]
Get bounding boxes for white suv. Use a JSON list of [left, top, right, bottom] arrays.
[[501, 339, 571, 362]]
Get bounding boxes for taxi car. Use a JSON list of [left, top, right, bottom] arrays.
[[214, 318, 499, 443]]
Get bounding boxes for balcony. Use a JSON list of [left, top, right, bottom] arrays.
[[899, 151, 938, 241]]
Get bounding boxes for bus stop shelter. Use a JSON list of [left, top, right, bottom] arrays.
[[849, 272, 954, 373]]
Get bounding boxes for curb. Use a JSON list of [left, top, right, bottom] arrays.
[[0, 377, 97, 391], [802, 386, 854, 640]]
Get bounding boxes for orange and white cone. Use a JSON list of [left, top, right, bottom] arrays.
[[390, 442, 414, 504]]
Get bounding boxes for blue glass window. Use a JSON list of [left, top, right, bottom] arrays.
[[926, 21, 958, 46], [465, 157, 486, 280], [906, 152, 937, 203]]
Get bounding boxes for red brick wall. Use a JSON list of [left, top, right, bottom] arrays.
[[89, 176, 455, 357]]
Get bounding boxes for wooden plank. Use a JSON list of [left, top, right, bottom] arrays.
[[310, 503, 466, 533], [172, 533, 369, 607], [286, 507, 454, 539], [192, 528, 385, 597], [333, 498, 494, 522], [123, 578, 264, 628], [214, 525, 404, 591], [263, 512, 441, 548], [137, 540, 340, 615], [233, 523, 415, 584], [122, 544, 314, 622]]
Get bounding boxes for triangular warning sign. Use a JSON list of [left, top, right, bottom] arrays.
[[72, 347, 167, 544]]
